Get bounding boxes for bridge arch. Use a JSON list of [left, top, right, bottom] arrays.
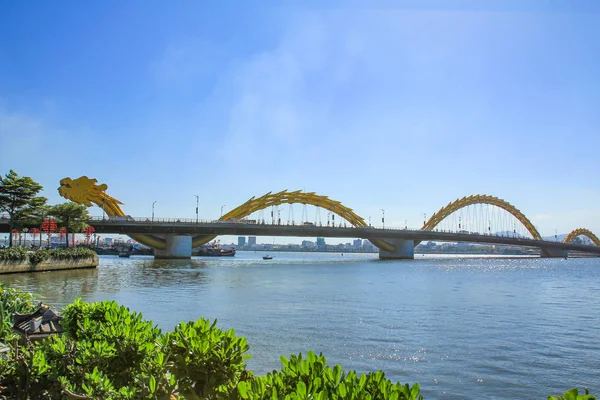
[[563, 228, 600, 246], [418, 194, 542, 245], [191, 190, 395, 252]]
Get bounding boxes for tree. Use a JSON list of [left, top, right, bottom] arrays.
[[15, 196, 49, 227], [49, 202, 90, 247], [0, 170, 44, 247]]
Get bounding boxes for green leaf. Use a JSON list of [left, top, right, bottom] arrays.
[[297, 380, 307, 397], [238, 381, 248, 399], [149, 375, 156, 394]]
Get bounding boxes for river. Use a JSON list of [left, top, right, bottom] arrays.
[[1, 252, 598, 399]]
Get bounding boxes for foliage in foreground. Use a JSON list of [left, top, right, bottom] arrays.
[[237, 351, 422, 400], [0, 247, 96, 264], [0, 285, 594, 399], [0, 283, 37, 341], [549, 388, 596, 400]]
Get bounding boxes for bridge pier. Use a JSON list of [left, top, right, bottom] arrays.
[[154, 235, 192, 259], [540, 248, 568, 258], [379, 239, 414, 260]]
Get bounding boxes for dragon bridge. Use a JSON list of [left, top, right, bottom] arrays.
[[58, 176, 600, 259], [58, 177, 396, 253]]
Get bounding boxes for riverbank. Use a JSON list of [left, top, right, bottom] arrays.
[[0, 248, 98, 274]]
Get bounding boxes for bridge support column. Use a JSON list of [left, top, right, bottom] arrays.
[[541, 248, 568, 258], [379, 239, 414, 260], [154, 235, 192, 259]]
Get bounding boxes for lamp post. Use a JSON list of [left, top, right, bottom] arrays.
[[195, 195, 199, 223], [221, 205, 226, 218], [152, 201, 157, 222], [381, 209, 385, 229]]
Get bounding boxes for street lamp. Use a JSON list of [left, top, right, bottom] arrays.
[[102, 196, 106, 220], [195, 195, 199, 224], [381, 209, 385, 229], [152, 201, 157, 222], [221, 205, 226, 218]]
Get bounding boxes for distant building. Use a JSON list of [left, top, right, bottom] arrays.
[[238, 236, 246, 246], [353, 239, 362, 248], [316, 237, 326, 246], [248, 236, 257, 246], [302, 240, 315, 248]]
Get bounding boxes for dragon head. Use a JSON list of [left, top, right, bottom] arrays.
[[58, 176, 123, 215]]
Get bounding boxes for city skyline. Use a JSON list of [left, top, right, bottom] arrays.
[[1, 1, 599, 240]]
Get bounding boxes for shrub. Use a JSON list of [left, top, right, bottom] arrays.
[[237, 351, 423, 400], [46, 299, 174, 398], [165, 318, 251, 399], [45, 247, 96, 260], [0, 283, 37, 341], [0, 247, 27, 261], [0, 247, 96, 264], [549, 388, 596, 400]]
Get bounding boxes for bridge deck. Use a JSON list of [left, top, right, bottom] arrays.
[[3, 217, 593, 255]]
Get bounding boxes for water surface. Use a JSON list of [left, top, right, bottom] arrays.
[[2, 252, 599, 399]]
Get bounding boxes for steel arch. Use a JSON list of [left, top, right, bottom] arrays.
[[563, 228, 600, 246], [418, 194, 542, 245], [191, 190, 395, 251]]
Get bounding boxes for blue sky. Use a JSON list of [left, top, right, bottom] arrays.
[[1, 1, 599, 242]]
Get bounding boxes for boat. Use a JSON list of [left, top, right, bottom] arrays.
[[117, 244, 133, 258], [118, 250, 131, 258], [193, 241, 236, 257], [263, 255, 273, 260], [194, 247, 236, 257]]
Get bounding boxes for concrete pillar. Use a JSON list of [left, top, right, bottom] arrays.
[[540, 248, 568, 258], [379, 239, 415, 260], [154, 235, 192, 259]]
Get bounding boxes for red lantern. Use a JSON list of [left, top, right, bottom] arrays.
[[41, 218, 57, 233], [83, 226, 95, 244]]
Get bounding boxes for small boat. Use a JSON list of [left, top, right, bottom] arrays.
[[118, 244, 133, 258], [118, 250, 131, 258], [193, 241, 236, 257], [194, 247, 236, 257], [263, 255, 273, 260]]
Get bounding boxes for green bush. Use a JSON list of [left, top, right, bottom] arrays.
[[0, 283, 37, 341], [0, 247, 27, 261], [42, 299, 175, 399], [46, 247, 96, 260], [165, 318, 251, 398], [549, 388, 596, 400], [0, 247, 96, 264], [237, 351, 422, 400]]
